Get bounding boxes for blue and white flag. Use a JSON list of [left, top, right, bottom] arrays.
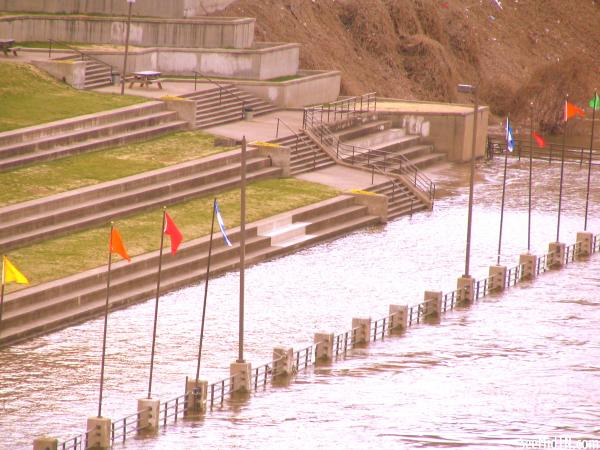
[[214, 200, 232, 247], [505, 117, 515, 153]]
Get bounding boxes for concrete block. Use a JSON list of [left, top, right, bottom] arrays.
[[488, 265, 507, 291], [33, 437, 57, 450], [184, 377, 208, 416], [348, 190, 388, 223], [31, 60, 86, 90], [423, 291, 442, 318], [548, 242, 566, 268], [86, 416, 111, 450], [255, 143, 291, 177], [272, 347, 294, 377], [229, 361, 252, 394], [314, 332, 334, 362], [136, 398, 160, 433], [457, 275, 475, 304], [389, 304, 408, 332], [162, 97, 196, 130], [519, 253, 538, 280], [576, 231, 593, 257], [351, 318, 371, 345]]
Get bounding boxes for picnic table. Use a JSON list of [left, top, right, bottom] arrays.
[[128, 71, 163, 89], [0, 39, 17, 57]]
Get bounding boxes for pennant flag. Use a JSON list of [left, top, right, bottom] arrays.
[[589, 94, 600, 110], [564, 101, 585, 121], [2, 256, 29, 285], [505, 117, 515, 152], [214, 201, 232, 247], [164, 212, 183, 256], [110, 227, 131, 262], [532, 131, 546, 148]]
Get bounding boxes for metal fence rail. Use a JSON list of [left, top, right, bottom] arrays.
[[302, 93, 377, 129], [209, 375, 236, 410], [58, 430, 91, 450], [487, 137, 600, 165], [111, 410, 150, 445]]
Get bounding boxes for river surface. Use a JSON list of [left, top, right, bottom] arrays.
[[1, 156, 600, 449]]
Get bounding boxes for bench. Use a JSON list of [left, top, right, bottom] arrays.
[[128, 71, 163, 89]]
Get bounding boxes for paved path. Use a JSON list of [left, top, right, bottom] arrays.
[[296, 165, 390, 191]]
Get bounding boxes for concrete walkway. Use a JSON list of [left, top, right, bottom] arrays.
[[296, 165, 391, 191]]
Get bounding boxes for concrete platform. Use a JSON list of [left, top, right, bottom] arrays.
[[295, 165, 391, 191]]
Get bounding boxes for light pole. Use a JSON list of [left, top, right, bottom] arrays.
[[120, 0, 135, 95], [457, 83, 479, 277]]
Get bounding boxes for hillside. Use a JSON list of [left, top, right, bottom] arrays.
[[220, 0, 600, 132]]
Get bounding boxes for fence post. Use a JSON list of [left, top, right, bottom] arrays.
[[351, 318, 371, 345], [456, 276, 475, 304], [488, 265, 507, 291], [86, 417, 111, 450], [576, 231, 593, 257], [548, 242, 566, 268], [137, 398, 160, 433], [423, 291, 442, 318], [388, 305, 408, 332], [272, 347, 294, 377], [184, 378, 208, 417], [314, 333, 334, 362], [33, 437, 57, 450], [229, 361, 252, 395], [519, 253, 538, 280]]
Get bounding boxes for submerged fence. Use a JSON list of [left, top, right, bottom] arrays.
[[55, 232, 599, 449]]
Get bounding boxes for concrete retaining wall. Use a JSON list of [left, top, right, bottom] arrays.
[[0, 0, 237, 18], [0, 15, 255, 49], [30, 59, 86, 89], [89, 43, 300, 80]]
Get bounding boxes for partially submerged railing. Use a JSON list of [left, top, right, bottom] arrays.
[[302, 93, 376, 129]]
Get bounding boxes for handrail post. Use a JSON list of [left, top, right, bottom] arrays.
[[194, 72, 197, 91], [48, 39, 52, 59], [276, 118, 280, 138]]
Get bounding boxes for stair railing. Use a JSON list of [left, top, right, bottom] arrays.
[[48, 39, 115, 80], [275, 117, 301, 154], [193, 71, 246, 119], [302, 92, 376, 129]]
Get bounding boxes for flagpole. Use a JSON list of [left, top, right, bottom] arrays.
[[497, 130, 509, 265], [584, 90, 597, 231], [238, 137, 247, 363], [196, 198, 216, 381], [528, 102, 534, 252], [98, 223, 114, 418], [557, 98, 568, 243], [0, 257, 5, 335], [147, 207, 167, 399]]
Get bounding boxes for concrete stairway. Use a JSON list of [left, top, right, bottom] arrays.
[[270, 131, 336, 175], [0, 195, 379, 347], [180, 86, 278, 128], [368, 180, 428, 219], [0, 101, 188, 171], [0, 148, 280, 251], [59, 55, 113, 89]]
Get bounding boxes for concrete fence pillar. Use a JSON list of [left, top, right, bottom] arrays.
[[423, 291, 442, 318], [488, 265, 507, 291], [548, 242, 566, 268], [519, 253, 538, 280], [229, 361, 252, 394], [272, 347, 294, 377], [33, 437, 57, 450], [137, 398, 160, 433], [351, 318, 371, 345], [86, 417, 111, 450], [389, 305, 408, 332], [314, 332, 334, 362], [184, 377, 208, 417], [576, 231, 593, 257], [457, 275, 475, 304]]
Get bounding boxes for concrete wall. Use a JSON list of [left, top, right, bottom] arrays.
[[378, 105, 489, 162], [234, 70, 342, 108], [30, 59, 86, 89], [0, 0, 237, 18], [0, 15, 255, 49], [87, 44, 299, 80]]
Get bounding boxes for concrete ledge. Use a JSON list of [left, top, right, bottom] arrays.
[[254, 142, 290, 177], [31, 59, 86, 89], [161, 96, 196, 129], [347, 190, 387, 223]]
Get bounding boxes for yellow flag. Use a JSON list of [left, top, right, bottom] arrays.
[[3, 256, 29, 285]]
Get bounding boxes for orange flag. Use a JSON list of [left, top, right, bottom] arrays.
[[164, 212, 183, 256], [564, 101, 585, 121], [110, 227, 131, 262]]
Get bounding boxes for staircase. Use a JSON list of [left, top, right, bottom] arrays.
[[270, 131, 336, 175], [59, 55, 114, 89], [368, 180, 428, 219], [0, 101, 188, 171], [181, 85, 278, 128]]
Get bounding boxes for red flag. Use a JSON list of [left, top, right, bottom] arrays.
[[164, 212, 183, 256], [564, 101, 585, 121], [532, 131, 546, 148], [110, 227, 130, 262]]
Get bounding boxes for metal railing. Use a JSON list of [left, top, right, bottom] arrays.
[[487, 136, 600, 166], [302, 93, 377, 129], [58, 430, 91, 450], [208, 375, 236, 409], [160, 391, 190, 426], [192, 71, 246, 119], [274, 117, 301, 154], [48, 39, 115, 80], [111, 410, 150, 445]]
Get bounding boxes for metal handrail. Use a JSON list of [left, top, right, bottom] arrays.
[[192, 71, 247, 115], [487, 136, 600, 165], [48, 39, 115, 78], [275, 117, 302, 154], [58, 430, 91, 450], [302, 93, 376, 129]]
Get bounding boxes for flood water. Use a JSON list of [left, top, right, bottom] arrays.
[[1, 156, 600, 449]]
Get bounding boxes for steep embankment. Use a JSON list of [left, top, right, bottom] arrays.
[[220, 0, 600, 132]]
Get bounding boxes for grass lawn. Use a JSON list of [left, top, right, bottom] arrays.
[[0, 63, 145, 132], [0, 131, 234, 207], [7, 178, 340, 290]]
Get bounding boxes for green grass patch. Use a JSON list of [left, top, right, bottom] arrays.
[[0, 131, 234, 207], [7, 178, 340, 289], [0, 63, 145, 132]]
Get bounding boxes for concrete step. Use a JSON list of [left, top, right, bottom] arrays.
[[336, 120, 392, 142], [0, 120, 188, 171], [406, 152, 446, 169], [259, 221, 310, 246]]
